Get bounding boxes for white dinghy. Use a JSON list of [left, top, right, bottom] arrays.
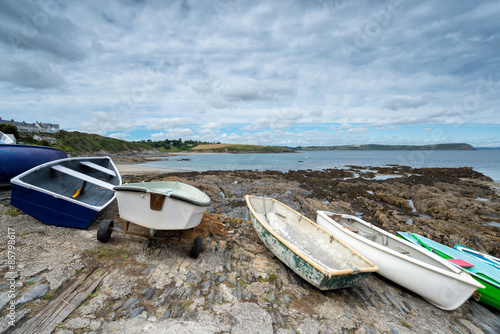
[[316, 211, 484, 310]]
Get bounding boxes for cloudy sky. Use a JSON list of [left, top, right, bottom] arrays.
[[0, 0, 499, 147]]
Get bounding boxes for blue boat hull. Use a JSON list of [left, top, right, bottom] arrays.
[[10, 183, 99, 229], [0, 144, 67, 185], [10, 156, 120, 229]]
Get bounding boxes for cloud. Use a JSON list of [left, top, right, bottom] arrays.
[[382, 94, 432, 111], [207, 98, 232, 109], [202, 122, 224, 129], [337, 123, 352, 130], [109, 132, 129, 140], [165, 128, 195, 138], [0, 56, 64, 88], [150, 132, 167, 141], [246, 110, 303, 131], [143, 118, 194, 130], [79, 112, 136, 135], [0, 0, 88, 61], [347, 127, 369, 134], [376, 126, 399, 130], [150, 128, 195, 141], [218, 77, 295, 102]]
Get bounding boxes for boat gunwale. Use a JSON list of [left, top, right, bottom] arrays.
[[114, 181, 211, 207], [454, 244, 500, 269], [245, 195, 378, 278], [403, 234, 500, 289], [317, 210, 484, 289], [10, 156, 121, 211], [0, 143, 66, 152]]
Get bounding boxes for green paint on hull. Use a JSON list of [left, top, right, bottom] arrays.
[[398, 232, 500, 310], [474, 277, 500, 309], [251, 214, 371, 290]]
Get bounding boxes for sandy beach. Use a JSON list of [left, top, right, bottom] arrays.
[[116, 163, 173, 175]]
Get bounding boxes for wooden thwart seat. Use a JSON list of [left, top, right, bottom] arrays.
[[343, 225, 360, 234], [52, 165, 114, 190], [80, 161, 116, 177]]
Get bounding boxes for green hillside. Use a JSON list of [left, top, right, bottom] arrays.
[[223, 144, 294, 153], [191, 143, 294, 153], [50, 130, 155, 155]]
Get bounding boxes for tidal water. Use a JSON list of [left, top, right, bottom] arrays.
[[141, 149, 500, 182]]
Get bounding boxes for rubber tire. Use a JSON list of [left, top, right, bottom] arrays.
[[97, 219, 114, 243], [190, 236, 203, 259]]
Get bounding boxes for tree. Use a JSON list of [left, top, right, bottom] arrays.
[[0, 124, 19, 138]]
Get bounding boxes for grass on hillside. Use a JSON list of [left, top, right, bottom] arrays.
[[190, 144, 231, 150], [51, 130, 153, 154], [192, 144, 293, 153]]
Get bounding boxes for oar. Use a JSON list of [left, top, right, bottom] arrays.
[[72, 181, 87, 199]]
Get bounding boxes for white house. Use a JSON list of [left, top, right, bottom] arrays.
[[33, 135, 57, 144], [0, 117, 60, 134]]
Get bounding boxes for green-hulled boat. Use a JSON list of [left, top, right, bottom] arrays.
[[245, 195, 378, 290], [398, 232, 500, 310]]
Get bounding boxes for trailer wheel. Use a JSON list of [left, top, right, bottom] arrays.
[[190, 237, 203, 259], [97, 219, 114, 243]]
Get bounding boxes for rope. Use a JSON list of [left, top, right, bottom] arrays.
[[369, 222, 387, 246], [165, 181, 178, 194]]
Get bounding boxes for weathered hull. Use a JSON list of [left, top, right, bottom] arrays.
[[246, 196, 378, 290], [317, 211, 484, 310], [0, 144, 67, 185], [250, 210, 371, 289]]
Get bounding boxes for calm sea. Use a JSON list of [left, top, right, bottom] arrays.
[[141, 149, 500, 182]]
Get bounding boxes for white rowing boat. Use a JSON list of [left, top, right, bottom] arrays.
[[113, 181, 211, 230], [316, 211, 484, 310]]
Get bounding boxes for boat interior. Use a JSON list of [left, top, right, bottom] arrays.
[[19, 158, 120, 207], [455, 245, 500, 269], [249, 197, 374, 272], [326, 212, 453, 271], [405, 234, 500, 287]]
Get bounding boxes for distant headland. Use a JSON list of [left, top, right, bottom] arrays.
[[290, 143, 476, 151]]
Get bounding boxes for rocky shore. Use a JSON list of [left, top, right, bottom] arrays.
[[1, 164, 499, 333]]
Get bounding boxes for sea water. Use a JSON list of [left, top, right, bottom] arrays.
[[141, 149, 500, 182]]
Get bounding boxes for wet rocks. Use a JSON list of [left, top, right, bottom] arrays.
[[128, 306, 145, 319], [141, 287, 156, 300], [0, 291, 18, 311]]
